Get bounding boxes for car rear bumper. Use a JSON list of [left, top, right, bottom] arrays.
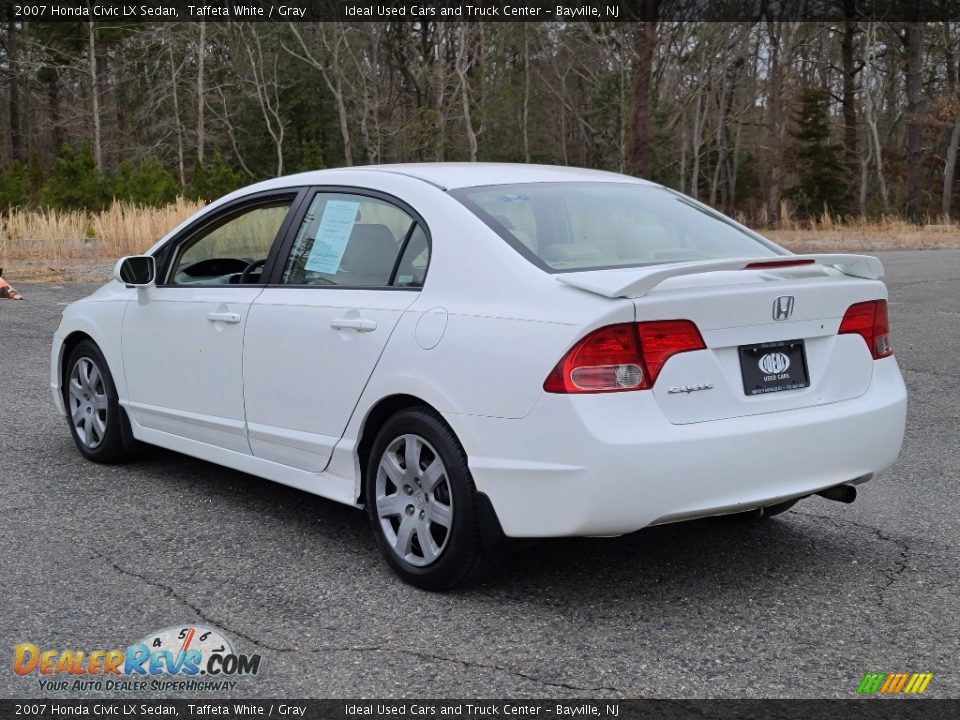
[[454, 357, 907, 537]]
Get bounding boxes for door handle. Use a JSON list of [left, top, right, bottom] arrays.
[[331, 317, 377, 332], [206, 311, 241, 324]]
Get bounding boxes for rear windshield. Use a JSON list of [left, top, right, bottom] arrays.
[[452, 183, 782, 272]]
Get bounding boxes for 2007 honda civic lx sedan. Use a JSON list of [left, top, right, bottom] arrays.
[[52, 163, 907, 589]]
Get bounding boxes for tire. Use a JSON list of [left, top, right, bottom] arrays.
[[63, 340, 134, 464], [364, 408, 505, 590]]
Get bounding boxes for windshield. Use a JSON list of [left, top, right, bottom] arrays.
[[453, 183, 782, 272]]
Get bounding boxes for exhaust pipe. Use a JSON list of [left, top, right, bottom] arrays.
[[817, 484, 857, 504]]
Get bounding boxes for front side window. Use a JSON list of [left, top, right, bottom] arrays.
[[169, 200, 293, 285], [281, 192, 427, 287], [453, 183, 782, 272]]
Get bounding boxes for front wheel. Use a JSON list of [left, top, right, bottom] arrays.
[[364, 408, 504, 590], [64, 340, 133, 464]]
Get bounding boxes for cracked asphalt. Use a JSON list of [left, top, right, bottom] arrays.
[[1, 250, 958, 699]]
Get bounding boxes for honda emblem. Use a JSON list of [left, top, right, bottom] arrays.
[[772, 296, 795, 321]]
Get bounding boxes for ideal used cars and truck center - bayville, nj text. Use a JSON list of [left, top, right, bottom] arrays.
[[17, 3, 610, 19]]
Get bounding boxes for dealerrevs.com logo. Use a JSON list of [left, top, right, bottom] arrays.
[[857, 672, 934, 695], [13, 625, 261, 692]]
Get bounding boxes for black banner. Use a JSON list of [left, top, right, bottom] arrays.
[[11, 0, 960, 23], [0, 700, 956, 720]]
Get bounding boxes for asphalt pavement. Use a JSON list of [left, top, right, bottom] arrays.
[[1, 250, 958, 699]]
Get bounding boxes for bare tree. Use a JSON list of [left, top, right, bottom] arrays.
[[942, 22, 960, 219], [239, 24, 285, 176], [522, 23, 530, 163], [839, 1, 862, 215], [215, 85, 254, 178], [456, 24, 479, 162], [631, 0, 661, 177], [764, 21, 798, 224], [168, 43, 185, 188], [5, 5, 22, 162], [196, 20, 206, 167], [87, 20, 102, 170], [2, 19, 956, 223], [862, 24, 891, 213], [901, 21, 925, 219], [343, 23, 387, 164], [434, 23, 449, 161], [287, 23, 354, 166]]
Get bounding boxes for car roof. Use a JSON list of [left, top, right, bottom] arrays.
[[256, 163, 656, 192], [364, 163, 654, 189]]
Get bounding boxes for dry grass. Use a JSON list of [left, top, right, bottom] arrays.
[[0, 198, 204, 281], [1, 198, 959, 282], [767, 223, 960, 254], [745, 203, 960, 254]]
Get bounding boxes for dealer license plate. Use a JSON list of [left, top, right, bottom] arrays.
[[739, 339, 810, 396]]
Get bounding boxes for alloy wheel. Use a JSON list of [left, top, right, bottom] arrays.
[[68, 357, 108, 449], [375, 434, 454, 567]]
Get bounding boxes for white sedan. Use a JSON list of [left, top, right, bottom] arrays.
[[51, 164, 907, 589]]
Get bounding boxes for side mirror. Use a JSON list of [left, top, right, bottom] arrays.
[[114, 255, 156, 288]]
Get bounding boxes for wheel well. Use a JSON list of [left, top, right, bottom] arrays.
[[60, 332, 96, 386], [59, 331, 138, 451], [355, 394, 439, 500]]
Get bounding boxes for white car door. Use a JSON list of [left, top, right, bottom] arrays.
[[243, 189, 430, 471], [122, 192, 301, 454]]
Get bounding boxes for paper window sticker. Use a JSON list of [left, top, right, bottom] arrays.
[[304, 200, 361, 274]]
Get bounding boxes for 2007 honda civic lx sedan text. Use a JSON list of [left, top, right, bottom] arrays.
[[52, 164, 907, 589]]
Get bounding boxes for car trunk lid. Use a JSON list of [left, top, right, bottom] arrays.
[[556, 255, 887, 424]]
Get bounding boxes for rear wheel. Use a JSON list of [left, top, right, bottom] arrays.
[[64, 340, 133, 464], [364, 408, 504, 590]]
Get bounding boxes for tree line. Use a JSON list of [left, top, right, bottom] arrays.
[[0, 18, 958, 222]]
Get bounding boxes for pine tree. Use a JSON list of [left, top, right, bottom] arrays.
[[0, 161, 29, 210], [186, 154, 244, 203], [787, 86, 846, 219], [40, 144, 109, 210], [111, 158, 178, 206]]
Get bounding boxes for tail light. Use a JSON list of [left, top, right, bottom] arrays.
[[543, 320, 705, 393], [839, 299, 892, 359]]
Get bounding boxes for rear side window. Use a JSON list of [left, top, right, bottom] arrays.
[[393, 225, 429, 288], [281, 193, 428, 287], [453, 183, 781, 272]]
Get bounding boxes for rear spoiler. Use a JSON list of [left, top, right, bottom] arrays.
[[555, 254, 884, 299]]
